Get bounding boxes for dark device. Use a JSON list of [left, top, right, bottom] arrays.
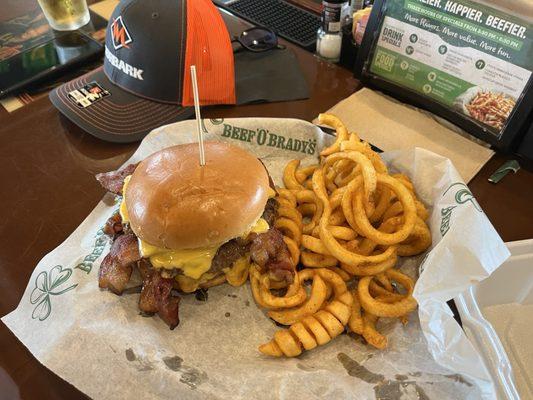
[[516, 118, 533, 167], [0, 31, 102, 97], [214, 0, 320, 50], [354, 0, 533, 153]]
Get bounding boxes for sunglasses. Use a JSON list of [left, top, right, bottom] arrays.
[[232, 27, 286, 53]]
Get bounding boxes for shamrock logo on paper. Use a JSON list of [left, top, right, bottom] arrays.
[[210, 118, 224, 125], [199, 118, 225, 137], [443, 182, 482, 212], [30, 265, 78, 321], [440, 182, 482, 237]]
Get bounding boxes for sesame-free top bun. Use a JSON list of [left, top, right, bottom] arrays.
[[125, 142, 270, 249]]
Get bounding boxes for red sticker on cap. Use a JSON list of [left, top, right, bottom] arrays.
[[67, 82, 110, 108]]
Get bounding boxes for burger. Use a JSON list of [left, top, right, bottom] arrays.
[[96, 142, 294, 328]]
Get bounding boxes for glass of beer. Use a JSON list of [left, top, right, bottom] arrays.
[[37, 0, 90, 31]]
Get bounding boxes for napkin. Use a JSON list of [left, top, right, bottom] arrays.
[[318, 88, 494, 182]]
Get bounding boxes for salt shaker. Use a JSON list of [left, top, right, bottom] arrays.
[[316, 0, 347, 63]]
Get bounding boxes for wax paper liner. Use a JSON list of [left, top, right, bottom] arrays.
[[2, 118, 509, 399]]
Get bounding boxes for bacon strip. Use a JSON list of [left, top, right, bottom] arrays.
[[98, 233, 140, 294], [97, 196, 285, 329], [96, 163, 138, 195], [261, 198, 278, 227], [139, 265, 181, 329], [250, 228, 295, 283], [103, 211, 124, 237]]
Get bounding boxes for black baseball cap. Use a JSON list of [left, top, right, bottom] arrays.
[[50, 0, 236, 143]]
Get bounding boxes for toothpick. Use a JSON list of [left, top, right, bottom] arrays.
[[190, 65, 206, 166]]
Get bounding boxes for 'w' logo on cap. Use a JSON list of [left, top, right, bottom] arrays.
[[111, 16, 132, 50]]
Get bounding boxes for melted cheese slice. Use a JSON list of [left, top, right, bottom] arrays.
[[118, 176, 269, 279], [223, 256, 251, 287], [140, 242, 218, 279], [139, 218, 269, 278], [242, 217, 269, 237], [119, 175, 131, 223]]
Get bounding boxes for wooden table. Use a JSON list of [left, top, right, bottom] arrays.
[[0, 5, 532, 400]]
